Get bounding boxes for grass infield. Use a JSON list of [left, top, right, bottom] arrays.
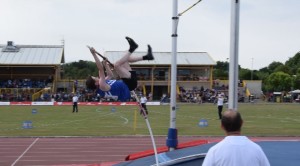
[[0, 103, 299, 137]]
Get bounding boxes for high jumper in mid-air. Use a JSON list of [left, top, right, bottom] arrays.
[[86, 36, 154, 102]]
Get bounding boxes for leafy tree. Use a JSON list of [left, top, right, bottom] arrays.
[[256, 71, 269, 81], [258, 66, 270, 74], [292, 68, 300, 90], [62, 60, 97, 79], [267, 61, 284, 73], [274, 64, 291, 75], [239, 68, 259, 80], [266, 71, 292, 91], [285, 52, 300, 74], [213, 61, 238, 79]]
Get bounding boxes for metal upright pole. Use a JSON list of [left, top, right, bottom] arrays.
[[166, 0, 178, 151], [228, 0, 240, 111]]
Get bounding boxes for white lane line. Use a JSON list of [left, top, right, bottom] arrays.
[[11, 137, 39, 166], [120, 116, 129, 124]]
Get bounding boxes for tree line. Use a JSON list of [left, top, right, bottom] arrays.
[[62, 51, 300, 92]]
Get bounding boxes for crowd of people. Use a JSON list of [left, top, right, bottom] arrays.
[[0, 78, 53, 101], [0, 75, 233, 103], [0, 79, 48, 89], [0, 84, 229, 103], [178, 86, 228, 104]]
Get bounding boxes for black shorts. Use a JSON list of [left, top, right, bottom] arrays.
[[121, 71, 137, 91]]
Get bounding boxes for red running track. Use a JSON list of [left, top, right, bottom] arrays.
[[1, 136, 299, 166]]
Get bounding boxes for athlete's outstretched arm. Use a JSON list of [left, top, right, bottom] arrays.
[[89, 47, 103, 71], [103, 59, 114, 80], [89, 47, 110, 91]]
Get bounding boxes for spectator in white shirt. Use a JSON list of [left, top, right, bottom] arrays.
[[72, 94, 79, 113], [202, 110, 270, 166], [140, 94, 148, 115], [217, 93, 225, 119]]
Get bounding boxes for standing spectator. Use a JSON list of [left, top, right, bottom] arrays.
[[72, 94, 79, 113], [148, 92, 153, 101], [197, 93, 203, 104], [161, 93, 167, 103], [202, 110, 270, 166], [51, 94, 55, 102], [140, 94, 148, 115], [217, 93, 225, 119]]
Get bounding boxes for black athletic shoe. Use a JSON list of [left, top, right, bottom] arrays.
[[125, 36, 138, 53], [143, 45, 154, 60]]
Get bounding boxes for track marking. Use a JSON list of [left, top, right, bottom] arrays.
[[99, 109, 130, 125], [120, 116, 129, 124], [11, 137, 39, 166]]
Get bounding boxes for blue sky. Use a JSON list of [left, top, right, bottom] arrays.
[[1, 0, 299, 70]]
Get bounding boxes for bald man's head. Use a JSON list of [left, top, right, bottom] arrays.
[[221, 110, 243, 133]]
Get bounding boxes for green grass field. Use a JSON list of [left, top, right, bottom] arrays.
[[0, 103, 299, 137]]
